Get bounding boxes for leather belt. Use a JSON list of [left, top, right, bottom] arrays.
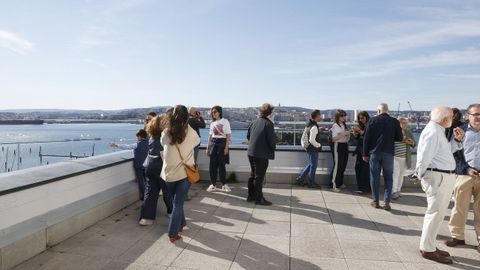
[[427, 168, 455, 174]]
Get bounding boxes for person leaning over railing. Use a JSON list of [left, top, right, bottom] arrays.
[[446, 103, 480, 254], [412, 106, 464, 264], [110, 129, 149, 201], [139, 115, 173, 226], [206, 105, 232, 192], [246, 103, 276, 206], [160, 105, 200, 243]]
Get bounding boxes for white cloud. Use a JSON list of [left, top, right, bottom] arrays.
[[0, 30, 33, 55]]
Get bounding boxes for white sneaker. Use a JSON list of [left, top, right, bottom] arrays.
[[139, 219, 154, 226], [330, 188, 341, 193], [222, 184, 231, 192], [167, 214, 172, 218], [339, 184, 347, 189], [207, 184, 216, 192]]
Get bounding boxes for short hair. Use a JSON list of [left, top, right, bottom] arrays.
[[136, 129, 148, 139], [377, 103, 389, 113], [430, 106, 452, 123], [147, 111, 157, 117], [334, 109, 347, 124], [211, 105, 223, 119], [311, 109, 321, 119], [259, 103, 274, 117], [467, 103, 480, 113]]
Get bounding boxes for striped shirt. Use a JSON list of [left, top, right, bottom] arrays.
[[394, 141, 407, 157]]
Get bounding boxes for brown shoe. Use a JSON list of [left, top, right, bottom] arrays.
[[383, 202, 391, 211], [169, 235, 182, 243], [370, 201, 380, 209], [420, 250, 453, 264], [445, 238, 466, 247], [436, 248, 451, 257]]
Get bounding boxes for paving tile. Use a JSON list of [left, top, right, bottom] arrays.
[[345, 259, 407, 270], [239, 235, 290, 255], [230, 251, 290, 270], [333, 224, 385, 241], [102, 261, 167, 270], [291, 223, 337, 238], [339, 239, 401, 262], [245, 220, 290, 236], [290, 257, 348, 270], [170, 249, 234, 270], [290, 237, 344, 259], [13, 252, 111, 270]]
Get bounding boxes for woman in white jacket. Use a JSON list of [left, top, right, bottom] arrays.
[[161, 105, 200, 243]]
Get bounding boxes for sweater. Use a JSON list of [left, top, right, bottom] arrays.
[[160, 125, 201, 182]]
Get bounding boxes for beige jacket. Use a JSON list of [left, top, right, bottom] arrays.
[[160, 125, 201, 182]]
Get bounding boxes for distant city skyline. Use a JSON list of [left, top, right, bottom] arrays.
[[1, 0, 479, 110]]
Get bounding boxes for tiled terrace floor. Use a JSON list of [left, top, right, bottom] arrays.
[[14, 184, 480, 270]]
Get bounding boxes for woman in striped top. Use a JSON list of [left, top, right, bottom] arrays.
[[392, 116, 416, 199]]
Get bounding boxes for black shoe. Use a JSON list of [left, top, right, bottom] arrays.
[[246, 196, 255, 202], [308, 183, 321, 189], [255, 198, 273, 206], [295, 176, 305, 186]]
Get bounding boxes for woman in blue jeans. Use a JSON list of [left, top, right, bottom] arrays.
[[160, 105, 200, 243]]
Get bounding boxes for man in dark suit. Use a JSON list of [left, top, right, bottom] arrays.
[[363, 103, 403, 210], [247, 103, 276, 206]]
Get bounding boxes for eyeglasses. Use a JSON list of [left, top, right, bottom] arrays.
[[468, 113, 480, 117], [212, 110, 218, 113]]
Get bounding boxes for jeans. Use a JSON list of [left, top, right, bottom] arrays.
[[330, 142, 349, 188], [248, 156, 269, 201], [166, 178, 190, 237], [355, 154, 371, 192], [194, 143, 201, 164], [209, 139, 227, 185], [299, 151, 319, 186], [369, 152, 394, 203], [140, 166, 173, 220], [134, 167, 146, 200]]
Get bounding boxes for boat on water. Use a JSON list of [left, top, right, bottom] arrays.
[[0, 119, 44, 125]]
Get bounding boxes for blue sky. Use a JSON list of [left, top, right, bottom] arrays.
[[0, 0, 479, 110]]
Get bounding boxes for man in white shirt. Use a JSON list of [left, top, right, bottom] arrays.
[[413, 106, 464, 264]]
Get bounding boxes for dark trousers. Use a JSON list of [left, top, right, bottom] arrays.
[[369, 152, 394, 203], [134, 167, 146, 200], [209, 140, 227, 186], [248, 156, 269, 201], [330, 142, 349, 188], [355, 154, 371, 192], [140, 166, 173, 220]]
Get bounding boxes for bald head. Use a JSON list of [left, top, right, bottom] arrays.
[[430, 106, 453, 128]]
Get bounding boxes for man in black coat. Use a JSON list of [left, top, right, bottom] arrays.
[[247, 103, 276, 205]]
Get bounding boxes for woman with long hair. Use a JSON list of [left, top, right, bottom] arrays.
[[330, 109, 351, 192], [353, 111, 371, 195], [139, 115, 173, 226], [161, 105, 200, 243], [206, 105, 232, 192]]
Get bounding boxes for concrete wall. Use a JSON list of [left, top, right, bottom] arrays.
[[0, 152, 138, 270], [196, 145, 418, 187]]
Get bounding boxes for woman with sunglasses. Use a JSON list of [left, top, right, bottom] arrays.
[[206, 105, 232, 192]]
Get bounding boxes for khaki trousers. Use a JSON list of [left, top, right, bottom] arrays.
[[420, 171, 457, 252], [448, 174, 480, 244]]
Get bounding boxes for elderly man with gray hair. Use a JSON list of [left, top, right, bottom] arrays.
[[413, 106, 465, 264]]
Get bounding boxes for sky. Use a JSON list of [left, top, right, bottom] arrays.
[[0, 0, 479, 111]]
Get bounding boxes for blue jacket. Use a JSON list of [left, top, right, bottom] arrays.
[[133, 138, 149, 169], [454, 123, 470, 175], [363, 113, 403, 156]]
